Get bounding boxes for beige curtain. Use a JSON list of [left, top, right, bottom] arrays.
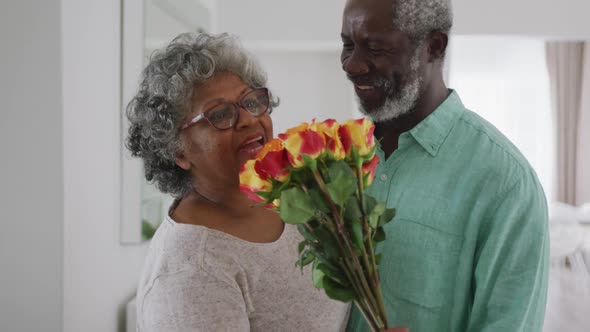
[[546, 42, 590, 205], [577, 46, 590, 205]]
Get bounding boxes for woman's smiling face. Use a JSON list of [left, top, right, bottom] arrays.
[[176, 72, 274, 187]]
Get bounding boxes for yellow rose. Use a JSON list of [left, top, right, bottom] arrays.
[[255, 138, 290, 182], [279, 122, 326, 168], [361, 154, 380, 187], [239, 159, 273, 203], [338, 118, 376, 160], [314, 119, 346, 160]]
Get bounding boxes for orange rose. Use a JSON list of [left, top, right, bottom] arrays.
[[279, 122, 326, 168], [314, 119, 346, 160], [254, 139, 290, 182], [239, 159, 273, 203], [338, 118, 376, 160]]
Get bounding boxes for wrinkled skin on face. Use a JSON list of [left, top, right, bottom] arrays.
[[341, 0, 428, 122], [175, 72, 274, 190], [341, 0, 450, 157]]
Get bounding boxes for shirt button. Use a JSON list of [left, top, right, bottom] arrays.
[[380, 174, 388, 181]]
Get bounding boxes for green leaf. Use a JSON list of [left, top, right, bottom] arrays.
[[344, 197, 362, 221], [297, 250, 315, 268], [317, 263, 349, 286], [373, 227, 386, 243], [363, 144, 378, 162], [297, 224, 316, 242], [350, 219, 364, 252], [314, 226, 340, 259], [279, 187, 316, 224], [312, 260, 325, 289], [323, 277, 356, 302], [289, 168, 312, 187], [326, 160, 358, 207], [269, 179, 293, 201], [369, 202, 386, 228], [297, 241, 306, 255], [302, 154, 318, 171], [379, 207, 396, 226], [309, 188, 330, 213], [311, 246, 334, 267], [319, 161, 330, 181], [363, 194, 378, 214]]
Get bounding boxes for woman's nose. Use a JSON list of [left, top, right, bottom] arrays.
[[235, 106, 258, 129]]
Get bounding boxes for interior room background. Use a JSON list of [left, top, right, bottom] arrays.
[[1, 0, 589, 331]]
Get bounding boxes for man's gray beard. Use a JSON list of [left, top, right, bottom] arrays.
[[356, 47, 424, 123]]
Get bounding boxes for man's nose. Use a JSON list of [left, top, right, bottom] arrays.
[[342, 49, 370, 77]]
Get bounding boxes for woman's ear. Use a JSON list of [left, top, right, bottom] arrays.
[[175, 151, 191, 170], [175, 141, 191, 170]]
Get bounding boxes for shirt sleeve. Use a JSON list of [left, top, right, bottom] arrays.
[[139, 268, 250, 332], [467, 172, 550, 331]]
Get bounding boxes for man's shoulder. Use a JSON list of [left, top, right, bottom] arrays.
[[453, 109, 532, 177]]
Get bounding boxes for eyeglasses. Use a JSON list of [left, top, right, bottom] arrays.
[[181, 88, 271, 130]]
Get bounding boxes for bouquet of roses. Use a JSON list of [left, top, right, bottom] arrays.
[[239, 118, 394, 331]]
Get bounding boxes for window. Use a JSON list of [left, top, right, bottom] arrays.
[[448, 36, 555, 202]]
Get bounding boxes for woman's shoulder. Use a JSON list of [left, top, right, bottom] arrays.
[[136, 220, 253, 330], [145, 216, 244, 272], [137, 217, 246, 299]]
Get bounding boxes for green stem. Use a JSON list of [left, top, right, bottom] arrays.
[[325, 220, 381, 330], [356, 164, 389, 329], [355, 299, 381, 332], [354, 170, 375, 281], [340, 257, 382, 331], [374, 279, 389, 329], [337, 260, 378, 332], [313, 168, 386, 330], [355, 165, 378, 284]]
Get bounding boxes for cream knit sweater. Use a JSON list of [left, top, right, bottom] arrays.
[[136, 217, 350, 331]]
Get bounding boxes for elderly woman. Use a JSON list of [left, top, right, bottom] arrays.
[[126, 32, 349, 331]]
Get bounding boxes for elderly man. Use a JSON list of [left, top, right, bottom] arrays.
[[340, 0, 549, 331]]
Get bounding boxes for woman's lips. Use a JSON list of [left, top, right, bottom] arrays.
[[238, 135, 264, 156]]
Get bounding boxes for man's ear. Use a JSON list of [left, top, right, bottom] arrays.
[[427, 31, 449, 62]]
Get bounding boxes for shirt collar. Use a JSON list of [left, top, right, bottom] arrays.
[[407, 90, 465, 157]]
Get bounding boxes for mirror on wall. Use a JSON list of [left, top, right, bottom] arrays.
[[120, 0, 215, 244]]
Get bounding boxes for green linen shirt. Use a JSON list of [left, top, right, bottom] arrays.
[[347, 91, 549, 332]]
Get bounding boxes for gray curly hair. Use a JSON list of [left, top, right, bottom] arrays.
[[126, 32, 277, 198], [394, 0, 453, 44]]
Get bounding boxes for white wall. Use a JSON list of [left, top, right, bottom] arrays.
[[218, 1, 357, 132], [218, 0, 345, 42], [219, 0, 590, 40], [0, 1, 63, 331], [61, 1, 148, 331], [453, 0, 590, 38], [252, 51, 356, 135]]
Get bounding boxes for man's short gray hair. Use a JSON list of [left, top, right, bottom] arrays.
[[394, 0, 453, 42], [125, 32, 277, 198]]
